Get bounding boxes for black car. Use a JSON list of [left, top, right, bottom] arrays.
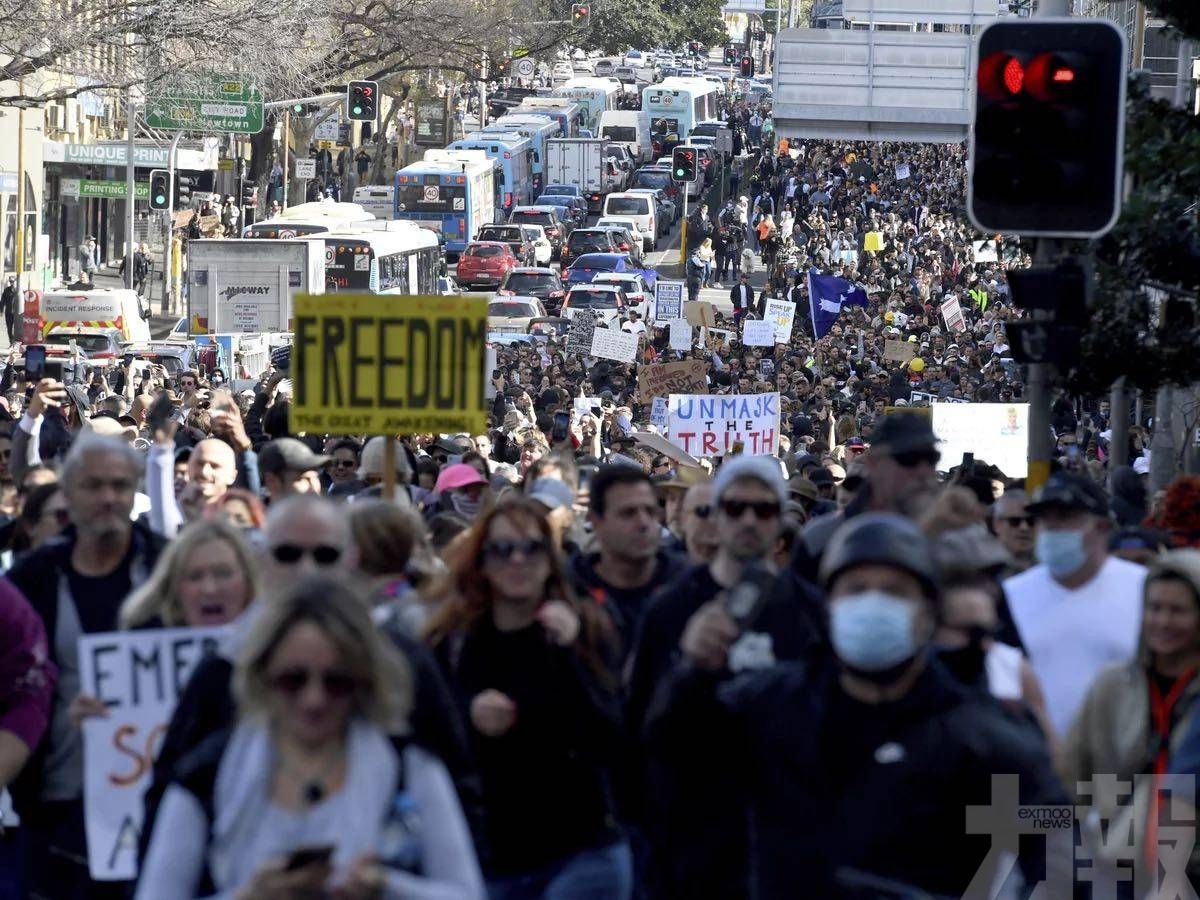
[[476, 224, 537, 266], [508, 206, 570, 257], [496, 267, 567, 316], [561, 228, 619, 268]]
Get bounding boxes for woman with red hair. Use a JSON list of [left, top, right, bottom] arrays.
[[424, 498, 629, 899]]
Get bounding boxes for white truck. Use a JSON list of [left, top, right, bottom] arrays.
[[597, 110, 651, 163], [544, 137, 627, 215], [186, 239, 324, 335]]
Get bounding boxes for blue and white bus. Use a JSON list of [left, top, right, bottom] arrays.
[[394, 149, 497, 256], [479, 114, 560, 195], [642, 77, 721, 157], [447, 133, 535, 215], [553, 77, 621, 133], [515, 99, 584, 138]]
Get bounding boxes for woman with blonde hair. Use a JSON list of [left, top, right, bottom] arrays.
[[136, 575, 484, 899], [424, 499, 629, 898], [120, 519, 257, 629], [696, 237, 715, 288]]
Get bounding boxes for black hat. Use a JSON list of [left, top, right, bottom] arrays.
[[1027, 472, 1110, 518], [820, 512, 938, 597], [258, 437, 330, 476], [808, 467, 834, 486], [870, 413, 939, 454]]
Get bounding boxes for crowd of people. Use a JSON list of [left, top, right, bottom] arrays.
[[2, 77, 1200, 900]]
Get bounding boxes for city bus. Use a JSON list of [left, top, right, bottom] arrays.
[[394, 149, 497, 255], [478, 114, 559, 194], [242, 201, 375, 237], [642, 77, 720, 157], [447, 133, 535, 215], [321, 227, 441, 295], [515, 98, 584, 137], [553, 77, 621, 133]]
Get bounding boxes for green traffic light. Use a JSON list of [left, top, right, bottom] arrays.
[[353, 105, 363, 115]]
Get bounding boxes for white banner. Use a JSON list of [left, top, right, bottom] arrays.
[[667, 392, 781, 457], [940, 296, 966, 333], [762, 297, 796, 344], [669, 319, 692, 351], [79, 627, 225, 880], [931, 403, 1030, 478], [743, 318, 776, 347], [590, 327, 639, 363]]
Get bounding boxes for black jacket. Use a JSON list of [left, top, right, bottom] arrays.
[[628, 563, 825, 899], [6, 520, 168, 812], [138, 617, 485, 868], [646, 654, 1069, 899]]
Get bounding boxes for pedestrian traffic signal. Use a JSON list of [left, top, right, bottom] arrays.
[[723, 46, 737, 66], [347, 80, 378, 122], [739, 55, 754, 78], [176, 175, 197, 208], [148, 170, 170, 211], [968, 19, 1127, 238], [672, 147, 696, 183], [571, 3, 590, 27], [290, 102, 320, 119]]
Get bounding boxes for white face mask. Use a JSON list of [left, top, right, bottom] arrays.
[[829, 590, 921, 675], [1036, 528, 1088, 577]]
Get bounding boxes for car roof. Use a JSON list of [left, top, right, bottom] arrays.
[[513, 205, 560, 213], [491, 296, 542, 304], [509, 266, 558, 275], [569, 284, 624, 292], [467, 240, 509, 247], [571, 228, 613, 236], [592, 272, 641, 281], [570, 253, 626, 264]]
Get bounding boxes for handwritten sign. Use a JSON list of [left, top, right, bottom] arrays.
[[590, 327, 639, 363], [79, 627, 225, 880], [940, 296, 966, 333], [667, 392, 780, 457], [650, 397, 668, 429], [654, 280, 684, 322], [762, 298, 796, 344], [669, 319, 692, 351], [567, 309, 596, 355], [638, 359, 709, 401], [884, 339, 916, 362], [743, 319, 776, 347]]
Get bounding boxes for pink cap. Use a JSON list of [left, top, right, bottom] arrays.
[[435, 463, 488, 493]]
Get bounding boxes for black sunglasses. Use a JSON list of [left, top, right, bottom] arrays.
[[692, 504, 712, 520], [1000, 516, 1034, 528], [331, 459, 357, 469], [483, 538, 548, 561], [270, 544, 343, 566], [720, 499, 781, 520], [270, 667, 359, 698], [889, 450, 941, 469]]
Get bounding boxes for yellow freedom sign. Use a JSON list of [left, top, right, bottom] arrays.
[[292, 293, 488, 436]]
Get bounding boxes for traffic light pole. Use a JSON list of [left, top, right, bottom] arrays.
[[163, 132, 182, 314], [126, 91, 137, 290], [1025, 238, 1060, 494], [679, 190, 689, 268], [282, 108, 290, 209]]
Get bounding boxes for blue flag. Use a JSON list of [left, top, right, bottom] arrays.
[[807, 268, 869, 338]]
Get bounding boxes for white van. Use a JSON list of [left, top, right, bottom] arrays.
[[602, 192, 657, 251], [597, 110, 651, 163], [351, 185, 395, 219], [40, 288, 151, 344]]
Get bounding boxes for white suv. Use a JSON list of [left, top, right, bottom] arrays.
[[602, 192, 657, 251]]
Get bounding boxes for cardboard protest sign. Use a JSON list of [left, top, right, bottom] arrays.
[[669, 319, 693, 352], [630, 430, 701, 467], [895, 163, 911, 180], [590, 327, 639, 363], [654, 280, 684, 322], [763, 298, 796, 344], [932, 403, 1030, 478], [650, 397, 668, 430], [883, 339, 916, 362], [292, 294, 487, 435], [684, 300, 715, 327], [705, 327, 735, 350], [940, 296, 967, 333], [638, 359, 709, 401], [566, 309, 596, 355], [743, 319, 776, 347], [667, 392, 781, 457], [79, 627, 226, 880]]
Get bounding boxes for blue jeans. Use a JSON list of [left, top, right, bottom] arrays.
[[487, 841, 633, 900]]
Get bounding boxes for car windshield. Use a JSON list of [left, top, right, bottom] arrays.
[[569, 291, 621, 308], [571, 256, 617, 271], [43, 334, 113, 353], [468, 245, 505, 258], [631, 171, 670, 191], [607, 197, 648, 216], [542, 186, 574, 196], [504, 273, 558, 292], [480, 228, 520, 242], [489, 302, 537, 316], [512, 211, 554, 226], [569, 233, 611, 252]]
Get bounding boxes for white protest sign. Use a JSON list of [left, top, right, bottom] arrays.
[[650, 396, 668, 430], [763, 297, 796, 344], [895, 163, 911, 180], [574, 395, 601, 415], [669, 319, 692, 351], [79, 627, 226, 880], [654, 280, 684, 322], [972, 240, 999, 263], [590, 327, 638, 363], [667, 392, 781, 457], [743, 319, 776, 347], [931, 403, 1030, 478], [295, 158, 317, 179], [940, 296, 967, 333]]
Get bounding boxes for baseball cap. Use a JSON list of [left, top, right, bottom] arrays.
[[1026, 472, 1110, 518], [359, 437, 412, 481], [713, 456, 789, 508], [528, 478, 575, 511], [435, 463, 488, 493], [258, 437, 330, 476], [870, 413, 939, 455]]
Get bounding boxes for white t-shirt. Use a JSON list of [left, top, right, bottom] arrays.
[[1003, 556, 1145, 737]]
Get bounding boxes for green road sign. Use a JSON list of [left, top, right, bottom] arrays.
[[146, 77, 264, 134], [62, 178, 149, 200], [512, 47, 530, 59]]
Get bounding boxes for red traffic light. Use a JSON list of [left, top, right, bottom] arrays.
[[1002, 57, 1024, 94]]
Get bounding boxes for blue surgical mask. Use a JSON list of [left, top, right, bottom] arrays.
[[1036, 528, 1087, 577], [829, 591, 920, 675]]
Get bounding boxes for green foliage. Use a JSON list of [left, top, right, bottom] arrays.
[[578, 0, 727, 55]]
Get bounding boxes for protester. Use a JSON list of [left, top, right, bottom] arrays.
[[135, 576, 485, 899]]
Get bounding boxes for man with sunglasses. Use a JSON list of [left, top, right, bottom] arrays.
[[626, 457, 822, 900], [990, 489, 1035, 575]]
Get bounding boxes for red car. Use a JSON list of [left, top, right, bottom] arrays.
[[455, 241, 518, 289]]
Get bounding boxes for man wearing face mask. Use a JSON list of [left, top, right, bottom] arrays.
[[647, 512, 1067, 898], [1002, 472, 1145, 738]]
